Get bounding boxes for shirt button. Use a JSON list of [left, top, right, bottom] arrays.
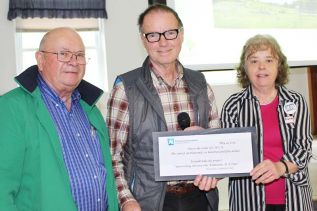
[[77, 133, 80, 137], [85, 154, 89, 158], [55, 104, 59, 107], [97, 198, 101, 202], [94, 175, 97, 179]]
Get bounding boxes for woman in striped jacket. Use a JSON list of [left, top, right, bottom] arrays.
[[221, 34, 313, 211]]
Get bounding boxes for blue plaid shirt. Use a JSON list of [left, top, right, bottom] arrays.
[[38, 76, 108, 211]]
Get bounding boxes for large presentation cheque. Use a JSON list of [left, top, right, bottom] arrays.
[[152, 127, 258, 181]]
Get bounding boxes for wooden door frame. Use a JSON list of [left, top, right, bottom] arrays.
[[308, 66, 317, 135]]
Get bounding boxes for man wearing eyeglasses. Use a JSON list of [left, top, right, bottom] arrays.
[[0, 27, 118, 211], [107, 4, 219, 211]]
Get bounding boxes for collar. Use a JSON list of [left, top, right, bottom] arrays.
[[244, 85, 296, 104], [37, 74, 81, 106], [139, 56, 206, 95], [149, 61, 184, 87], [149, 61, 183, 79], [14, 65, 103, 106]]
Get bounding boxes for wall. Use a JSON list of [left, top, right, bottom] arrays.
[[104, 0, 148, 91]]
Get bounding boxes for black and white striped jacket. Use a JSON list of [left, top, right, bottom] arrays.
[[221, 85, 313, 211]]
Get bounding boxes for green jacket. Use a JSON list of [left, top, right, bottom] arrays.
[[0, 65, 118, 211]]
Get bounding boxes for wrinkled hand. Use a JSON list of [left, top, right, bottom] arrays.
[[184, 126, 204, 131], [250, 159, 285, 184], [194, 175, 218, 191], [122, 200, 141, 211]]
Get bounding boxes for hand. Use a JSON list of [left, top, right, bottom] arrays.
[[193, 175, 218, 191], [250, 159, 285, 184], [184, 126, 204, 131], [122, 200, 141, 211]]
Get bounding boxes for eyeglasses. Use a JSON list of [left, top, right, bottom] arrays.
[[40, 50, 88, 65], [142, 28, 183, 43]]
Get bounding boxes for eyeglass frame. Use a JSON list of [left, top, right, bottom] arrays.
[[40, 50, 89, 65], [142, 27, 183, 43]]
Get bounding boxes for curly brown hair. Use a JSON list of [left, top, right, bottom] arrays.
[[237, 34, 289, 88]]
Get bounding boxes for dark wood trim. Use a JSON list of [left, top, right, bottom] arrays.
[[308, 66, 317, 135]]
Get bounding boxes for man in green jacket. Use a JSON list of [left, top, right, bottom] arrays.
[[0, 27, 118, 211]]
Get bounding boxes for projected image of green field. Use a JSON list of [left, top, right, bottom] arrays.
[[213, 0, 317, 28]]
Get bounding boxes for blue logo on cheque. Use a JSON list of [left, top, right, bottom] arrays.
[[167, 138, 174, 146]]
